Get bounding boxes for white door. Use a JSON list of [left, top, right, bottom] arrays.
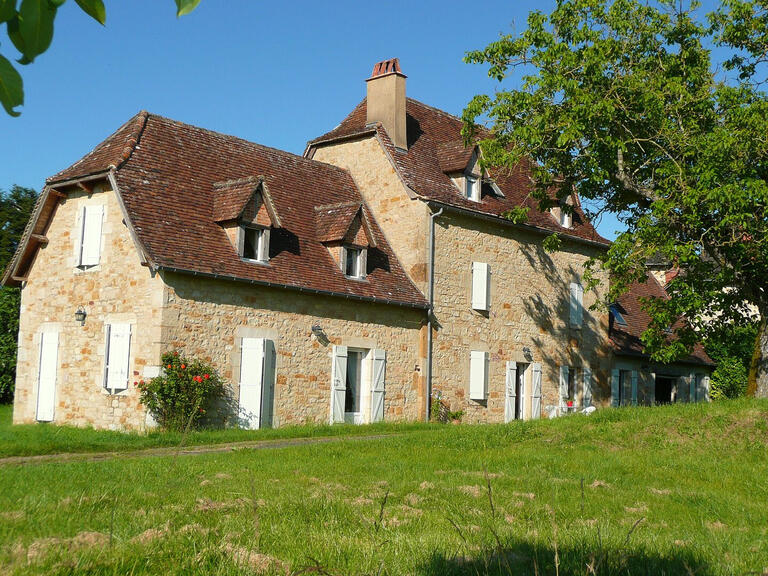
[[36, 332, 59, 422], [239, 337, 269, 429]]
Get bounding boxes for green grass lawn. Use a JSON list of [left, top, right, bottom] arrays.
[[0, 404, 424, 458], [1, 400, 767, 575]]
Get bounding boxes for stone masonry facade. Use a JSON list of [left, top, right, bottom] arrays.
[[13, 180, 164, 429]]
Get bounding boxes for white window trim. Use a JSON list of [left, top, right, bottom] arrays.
[[239, 225, 270, 264], [341, 245, 367, 280]]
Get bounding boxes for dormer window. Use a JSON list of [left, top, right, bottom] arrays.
[[609, 304, 627, 326], [465, 174, 481, 202], [342, 245, 367, 279], [240, 225, 270, 263]]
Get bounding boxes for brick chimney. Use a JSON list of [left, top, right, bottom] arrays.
[[366, 58, 407, 150]]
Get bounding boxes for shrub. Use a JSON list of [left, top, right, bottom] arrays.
[[709, 356, 748, 400], [138, 350, 225, 432]]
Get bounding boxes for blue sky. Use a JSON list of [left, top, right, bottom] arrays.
[[0, 0, 636, 238]]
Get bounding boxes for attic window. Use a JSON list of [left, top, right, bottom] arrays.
[[609, 304, 627, 326], [240, 225, 270, 263], [342, 245, 367, 279], [465, 174, 481, 202]]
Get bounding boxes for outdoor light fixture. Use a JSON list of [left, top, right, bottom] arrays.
[[522, 346, 533, 360], [74, 306, 87, 326], [311, 324, 329, 346]]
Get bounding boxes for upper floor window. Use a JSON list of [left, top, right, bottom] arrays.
[[241, 226, 270, 262], [609, 304, 627, 326], [342, 245, 367, 279], [569, 282, 584, 328], [559, 208, 572, 229], [77, 205, 104, 268], [465, 174, 481, 202]]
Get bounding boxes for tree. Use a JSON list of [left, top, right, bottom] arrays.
[[0, 184, 37, 402], [463, 0, 768, 395], [0, 0, 202, 116]]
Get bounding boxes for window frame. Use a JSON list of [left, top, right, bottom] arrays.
[[341, 245, 367, 279], [239, 225, 270, 263]]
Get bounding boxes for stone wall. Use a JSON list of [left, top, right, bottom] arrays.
[[13, 181, 164, 430], [159, 272, 426, 426], [311, 137, 430, 292], [430, 211, 612, 422]]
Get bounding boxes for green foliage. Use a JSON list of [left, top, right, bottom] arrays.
[[0, 185, 37, 403], [704, 321, 759, 369], [0, 0, 202, 116], [710, 356, 748, 399], [464, 0, 768, 371], [138, 350, 225, 432]]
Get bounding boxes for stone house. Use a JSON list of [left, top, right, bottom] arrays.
[[2, 58, 712, 430]]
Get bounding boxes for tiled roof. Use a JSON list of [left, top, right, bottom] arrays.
[[43, 113, 428, 308], [315, 202, 374, 246], [610, 273, 713, 365], [308, 98, 610, 246]]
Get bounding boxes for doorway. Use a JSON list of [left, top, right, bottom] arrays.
[[655, 376, 674, 404]]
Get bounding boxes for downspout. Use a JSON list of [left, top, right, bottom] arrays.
[[425, 205, 443, 421]]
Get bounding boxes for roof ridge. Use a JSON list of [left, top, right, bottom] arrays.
[[315, 200, 361, 211], [112, 110, 149, 171], [405, 97, 464, 124], [212, 175, 264, 189], [145, 113, 352, 175]]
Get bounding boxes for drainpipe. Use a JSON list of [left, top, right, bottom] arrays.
[[425, 205, 443, 421]]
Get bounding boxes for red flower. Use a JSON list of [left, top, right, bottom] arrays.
[[174, 351, 179, 356], [167, 364, 172, 369], [198, 407, 204, 413], [567, 400, 574, 407], [133, 381, 138, 387], [203, 374, 210, 380], [181, 364, 186, 370]]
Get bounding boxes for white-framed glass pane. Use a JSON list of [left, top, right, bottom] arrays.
[[242, 228, 258, 259], [345, 247, 360, 277], [345, 350, 363, 413]]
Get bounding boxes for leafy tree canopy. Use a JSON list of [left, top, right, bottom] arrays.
[[0, 0, 202, 116], [0, 184, 36, 402], [463, 0, 768, 395]]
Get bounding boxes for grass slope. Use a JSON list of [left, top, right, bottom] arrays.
[[1, 400, 767, 575], [0, 404, 422, 458]]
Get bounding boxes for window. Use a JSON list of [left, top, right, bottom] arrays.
[[104, 323, 131, 394], [610, 304, 627, 326], [569, 282, 584, 328], [465, 174, 481, 202], [241, 226, 269, 262], [345, 349, 364, 414], [77, 205, 104, 267], [559, 208, 572, 228], [342, 246, 367, 279]]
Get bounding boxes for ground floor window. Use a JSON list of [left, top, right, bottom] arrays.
[[612, 368, 637, 407]]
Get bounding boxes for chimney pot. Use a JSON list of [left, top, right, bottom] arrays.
[[366, 58, 408, 150]]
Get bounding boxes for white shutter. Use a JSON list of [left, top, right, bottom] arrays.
[[471, 262, 490, 311], [80, 205, 104, 266], [330, 345, 347, 423], [36, 332, 59, 422], [611, 369, 620, 407], [531, 363, 542, 419], [260, 339, 276, 428], [239, 337, 265, 429], [569, 282, 583, 328], [105, 324, 131, 393], [359, 248, 368, 279], [340, 247, 348, 276], [505, 361, 517, 423], [582, 367, 592, 407], [370, 349, 386, 422], [258, 229, 271, 262], [631, 370, 638, 406], [469, 350, 489, 400], [74, 207, 84, 264], [559, 366, 569, 408], [689, 373, 696, 402]]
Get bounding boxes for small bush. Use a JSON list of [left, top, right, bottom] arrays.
[[710, 356, 748, 400], [138, 350, 225, 432]]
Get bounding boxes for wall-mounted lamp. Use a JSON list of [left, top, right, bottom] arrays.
[[311, 324, 329, 346], [522, 346, 533, 361], [74, 306, 87, 326]]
